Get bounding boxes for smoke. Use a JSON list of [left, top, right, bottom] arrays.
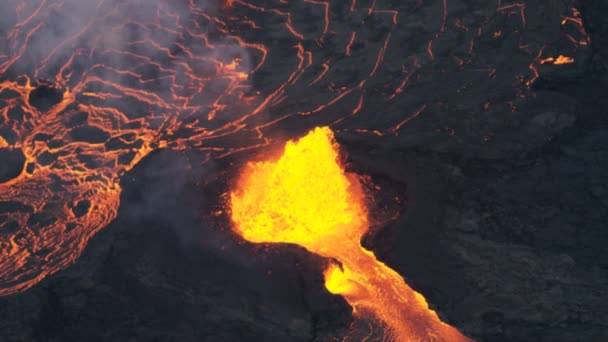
[[0, 0, 256, 295], [1, 0, 254, 224], [119, 149, 254, 264], [120, 150, 210, 241], [3, 0, 252, 100]]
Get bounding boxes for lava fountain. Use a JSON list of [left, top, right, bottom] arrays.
[[229, 127, 471, 341]]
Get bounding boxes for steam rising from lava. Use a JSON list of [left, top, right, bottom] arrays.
[[229, 127, 471, 341]]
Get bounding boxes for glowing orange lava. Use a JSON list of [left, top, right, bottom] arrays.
[[230, 127, 471, 341], [541, 55, 575, 65]]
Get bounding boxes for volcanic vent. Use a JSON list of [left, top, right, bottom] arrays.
[[230, 127, 471, 341]]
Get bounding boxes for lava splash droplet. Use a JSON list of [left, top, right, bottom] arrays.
[[229, 127, 471, 341]]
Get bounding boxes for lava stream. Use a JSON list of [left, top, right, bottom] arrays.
[[229, 127, 471, 341]]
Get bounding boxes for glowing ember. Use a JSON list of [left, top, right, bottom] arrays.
[[541, 55, 576, 65], [230, 127, 471, 341]]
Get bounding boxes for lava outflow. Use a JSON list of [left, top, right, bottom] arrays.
[[229, 127, 471, 341]]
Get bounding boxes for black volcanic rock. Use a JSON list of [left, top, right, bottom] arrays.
[[583, 1, 608, 63], [68, 126, 111, 144], [0, 148, 25, 183], [29, 85, 64, 113]]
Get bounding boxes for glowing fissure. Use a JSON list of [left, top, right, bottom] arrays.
[[230, 127, 471, 341]]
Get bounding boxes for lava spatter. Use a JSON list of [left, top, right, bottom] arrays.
[[229, 127, 471, 341]]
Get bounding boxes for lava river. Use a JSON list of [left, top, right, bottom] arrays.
[[230, 126, 471, 341]]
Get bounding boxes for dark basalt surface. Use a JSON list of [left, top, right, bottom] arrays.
[[0, 148, 25, 183], [1, 1, 608, 341], [28, 85, 63, 113]]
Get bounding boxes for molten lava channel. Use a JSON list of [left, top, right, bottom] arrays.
[[229, 127, 471, 341]]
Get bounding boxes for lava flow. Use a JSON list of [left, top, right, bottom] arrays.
[[230, 127, 471, 341]]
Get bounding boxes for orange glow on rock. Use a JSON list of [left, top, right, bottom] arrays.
[[230, 127, 471, 341]]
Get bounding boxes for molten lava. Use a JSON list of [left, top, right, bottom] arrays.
[[540, 55, 576, 65], [230, 127, 471, 341]]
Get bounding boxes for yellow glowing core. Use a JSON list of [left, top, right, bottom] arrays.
[[230, 127, 471, 341]]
